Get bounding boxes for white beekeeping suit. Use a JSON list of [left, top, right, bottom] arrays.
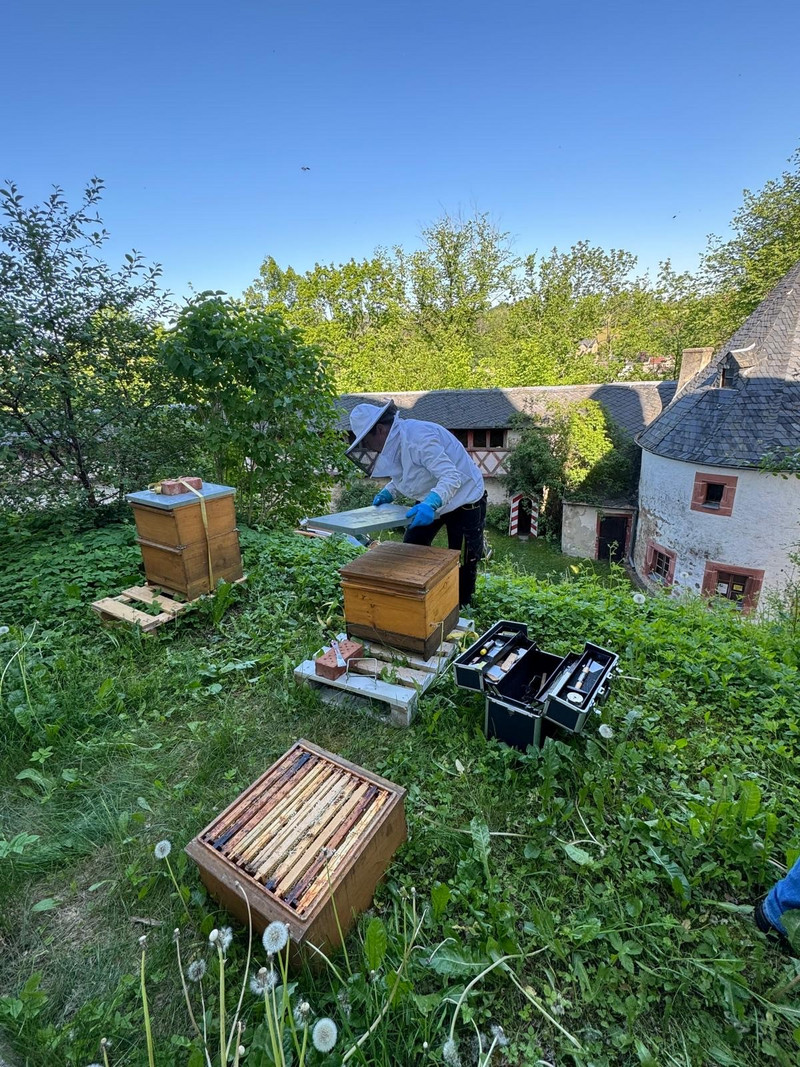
[[348, 403, 483, 513]]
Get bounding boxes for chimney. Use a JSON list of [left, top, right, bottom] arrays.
[[677, 347, 714, 392]]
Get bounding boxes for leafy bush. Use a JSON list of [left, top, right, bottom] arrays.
[[162, 295, 343, 528], [484, 502, 510, 532]]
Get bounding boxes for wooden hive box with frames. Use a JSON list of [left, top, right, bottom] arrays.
[[185, 740, 407, 966], [339, 541, 461, 660]]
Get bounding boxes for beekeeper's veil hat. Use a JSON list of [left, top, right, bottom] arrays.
[[345, 401, 396, 476]]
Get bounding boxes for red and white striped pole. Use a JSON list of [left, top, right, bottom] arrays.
[[509, 494, 523, 537], [529, 496, 539, 538]]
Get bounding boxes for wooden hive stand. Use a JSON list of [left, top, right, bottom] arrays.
[[91, 577, 246, 633], [185, 740, 407, 967], [294, 618, 474, 728]]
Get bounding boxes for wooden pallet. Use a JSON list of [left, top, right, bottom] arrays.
[[91, 578, 246, 632], [294, 619, 474, 728]]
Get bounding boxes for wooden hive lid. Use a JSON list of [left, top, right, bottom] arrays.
[[340, 542, 460, 593]]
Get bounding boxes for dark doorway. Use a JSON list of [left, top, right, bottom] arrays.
[[597, 515, 629, 562]]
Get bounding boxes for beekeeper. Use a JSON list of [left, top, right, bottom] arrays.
[[346, 401, 487, 606]]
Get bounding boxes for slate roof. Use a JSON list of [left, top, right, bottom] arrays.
[[336, 382, 677, 440], [638, 260, 800, 468]]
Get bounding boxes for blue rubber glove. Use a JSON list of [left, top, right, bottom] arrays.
[[406, 491, 442, 530], [372, 487, 394, 507]]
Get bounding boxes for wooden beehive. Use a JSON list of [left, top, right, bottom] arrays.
[[185, 740, 407, 965], [340, 542, 460, 660], [126, 483, 243, 599]]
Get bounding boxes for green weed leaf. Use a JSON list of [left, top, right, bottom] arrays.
[[364, 916, 387, 972]]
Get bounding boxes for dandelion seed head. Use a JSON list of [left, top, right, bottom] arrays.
[[187, 959, 207, 982], [0, 626, 8, 635], [312, 1017, 338, 1053], [598, 723, 614, 739], [173, 927, 180, 941], [87, 1062, 103, 1067], [262, 920, 289, 955], [100, 1037, 112, 1049], [238, 1046, 245, 1057], [219, 925, 233, 953], [632, 592, 646, 606], [423, 1040, 429, 1050], [138, 934, 147, 949], [249, 966, 277, 995], [490, 1024, 508, 1047], [443, 1037, 462, 1067], [154, 839, 172, 860], [209, 928, 219, 945]]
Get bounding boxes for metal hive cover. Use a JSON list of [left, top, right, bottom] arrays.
[[305, 504, 410, 536]]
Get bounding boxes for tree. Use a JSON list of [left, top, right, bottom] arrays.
[[396, 210, 519, 343], [162, 294, 342, 526], [0, 178, 195, 512], [505, 399, 637, 537], [702, 147, 800, 339]]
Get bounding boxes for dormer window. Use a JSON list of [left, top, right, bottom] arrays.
[[719, 357, 736, 388]]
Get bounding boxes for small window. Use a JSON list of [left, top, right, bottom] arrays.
[[451, 429, 469, 446], [720, 365, 735, 388], [702, 562, 765, 615], [691, 472, 737, 517], [703, 483, 724, 508], [651, 550, 672, 581], [644, 540, 676, 585], [471, 430, 487, 448], [489, 429, 506, 449]]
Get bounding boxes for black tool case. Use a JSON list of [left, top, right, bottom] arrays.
[[539, 642, 618, 732], [452, 620, 531, 692], [484, 644, 564, 750]]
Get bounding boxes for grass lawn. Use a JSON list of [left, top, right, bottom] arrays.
[[0, 519, 798, 1066]]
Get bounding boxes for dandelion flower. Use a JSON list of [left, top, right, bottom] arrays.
[[262, 920, 289, 956], [443, 1037, 461, 1067], [250, 967, 277, 995], [219, 926, 233, 953], [187, 959, 207, 982], [154, 840, 172, 860], [312, 1017, 338, 1053], [632, 592, 646, 606]]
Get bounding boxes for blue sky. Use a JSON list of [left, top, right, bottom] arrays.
[[4, 0, 800, 302]]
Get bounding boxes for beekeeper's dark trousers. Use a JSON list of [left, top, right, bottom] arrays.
[[403, 492, 487, 607]]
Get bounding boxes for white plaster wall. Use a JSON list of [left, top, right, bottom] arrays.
[[562, 503, 599, 557], [635, 451, 800, 609]]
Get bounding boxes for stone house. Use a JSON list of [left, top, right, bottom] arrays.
[[633, 261, 800, 614]]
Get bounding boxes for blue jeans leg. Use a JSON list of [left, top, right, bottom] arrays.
[[764, 856, 800, 933]]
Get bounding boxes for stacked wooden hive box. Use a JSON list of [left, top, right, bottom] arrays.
[[126, 481, 243, 600], [339, 542, 461, 660]]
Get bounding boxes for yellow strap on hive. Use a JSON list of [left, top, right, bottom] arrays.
[[148, 480, 215, 593]]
